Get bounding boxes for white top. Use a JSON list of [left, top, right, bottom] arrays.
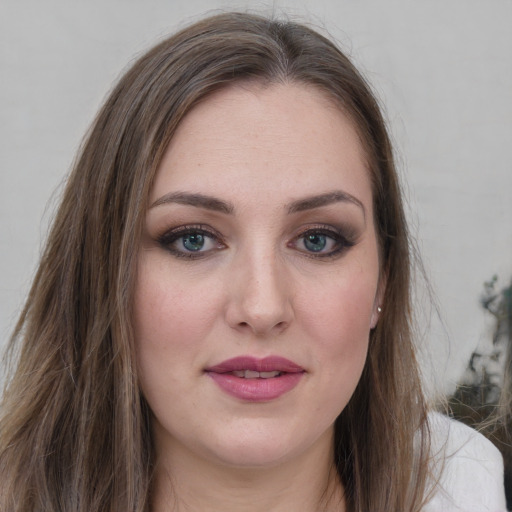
[[424, 412, 507, 512]]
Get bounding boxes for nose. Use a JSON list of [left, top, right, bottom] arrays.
[[225, 250, 294, 337]]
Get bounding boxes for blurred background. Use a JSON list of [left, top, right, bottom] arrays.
[[1, 0, 511, 399]]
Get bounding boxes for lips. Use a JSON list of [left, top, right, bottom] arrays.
[[205, 356, 305, 402], [231, 369, 281, 379]]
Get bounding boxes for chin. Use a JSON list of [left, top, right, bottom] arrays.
[[213, 442, 292, 469], [200, 421, 331, 470]]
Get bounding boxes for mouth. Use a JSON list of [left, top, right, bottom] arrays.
[[205, 356, 305, 402], [230, 370, 283, 379], [206, 355, 304, 374]]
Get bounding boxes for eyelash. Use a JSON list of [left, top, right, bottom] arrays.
[[157, 223, 355, 260], [289, 225, 355, 259], [157, 224, 226, 259]]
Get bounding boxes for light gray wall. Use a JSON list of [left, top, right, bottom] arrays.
[[1, 0, 511, 397]]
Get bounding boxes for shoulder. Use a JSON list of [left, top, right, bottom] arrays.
[[423, 412, 507, 512]]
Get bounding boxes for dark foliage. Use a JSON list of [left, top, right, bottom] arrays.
[[448, 276, 512, 508]]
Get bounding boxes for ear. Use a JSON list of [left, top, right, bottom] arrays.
[[370, 305, 382, 329], [370, 274, 387, 329]]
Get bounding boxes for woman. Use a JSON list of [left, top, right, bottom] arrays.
[[0, 12, 505, 512]]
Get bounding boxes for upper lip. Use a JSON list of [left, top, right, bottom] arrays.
[[206, 356, 304, 374]]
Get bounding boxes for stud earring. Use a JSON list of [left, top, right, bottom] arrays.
[[377, 306, 382, 313]]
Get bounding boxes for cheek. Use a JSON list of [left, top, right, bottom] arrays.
[[298, 270, 376, 397], [134, 259, 219, 345], [132, 257, 223, 391], [300, 269, 376, 345]]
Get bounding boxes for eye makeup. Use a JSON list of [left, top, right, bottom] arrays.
[[155, 219, 359, 262], [157, 224, 226, 259], [288, 223, 358, 260]]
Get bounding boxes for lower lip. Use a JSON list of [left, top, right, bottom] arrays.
[[207, 372, 303, 402]]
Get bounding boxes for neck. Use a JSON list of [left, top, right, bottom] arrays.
[[150, 430, 345, 512]]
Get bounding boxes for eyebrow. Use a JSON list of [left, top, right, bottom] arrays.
[[150, 190, 365, 217], [287, 191, 365, 217], [150, 192, 234, 214]]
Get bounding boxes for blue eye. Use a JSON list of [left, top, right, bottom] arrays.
[[303, 233, 328, 252], [182, 233, 206, 252], [293, 227, 353, 258], [158, 226, 224, 258]]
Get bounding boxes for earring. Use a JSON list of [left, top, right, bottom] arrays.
[[377, 306, 382, 313]]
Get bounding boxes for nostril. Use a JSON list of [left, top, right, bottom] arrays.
[[235, 319, 288, 334]]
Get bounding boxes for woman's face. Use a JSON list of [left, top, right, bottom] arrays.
[[134, 83, 382, 470]]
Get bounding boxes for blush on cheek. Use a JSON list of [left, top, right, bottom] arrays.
[[304, 287, 372, 390], [134, 272, 223, 360], [306, 290, 375, 342]]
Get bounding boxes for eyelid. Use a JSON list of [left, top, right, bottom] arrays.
[[155, 222, 357, 261], [157, 224, 226, 259], [289, 223, 356, 258]]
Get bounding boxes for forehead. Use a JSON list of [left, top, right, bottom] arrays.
[[151, 82, 373, 213]]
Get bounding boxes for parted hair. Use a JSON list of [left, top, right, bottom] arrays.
[[0, 12, 431, 511]]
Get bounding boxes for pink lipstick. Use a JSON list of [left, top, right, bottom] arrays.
[[205, 356, 304, 402]]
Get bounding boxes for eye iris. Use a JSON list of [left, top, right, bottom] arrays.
[[304, 233, 327, 252], [182, 233, 205, 251]]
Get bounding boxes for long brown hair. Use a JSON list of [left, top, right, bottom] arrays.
[[0, 12, 431, 511]]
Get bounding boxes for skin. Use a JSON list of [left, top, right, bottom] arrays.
[[134, 82, 383, 511]]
